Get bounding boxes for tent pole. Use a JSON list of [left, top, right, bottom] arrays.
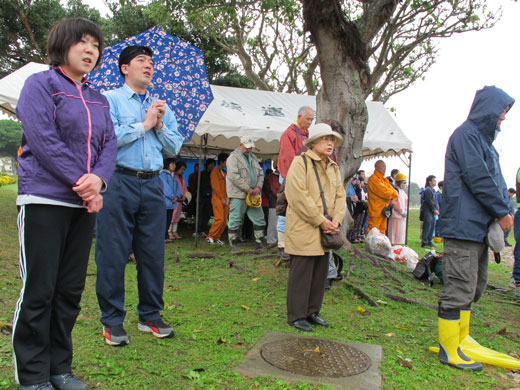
[[194, 136, 203, 247], [405, 152, 412, 246]]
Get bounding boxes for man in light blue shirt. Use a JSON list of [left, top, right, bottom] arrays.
[[95, 46, 183, 346]]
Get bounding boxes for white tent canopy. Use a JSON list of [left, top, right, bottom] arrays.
[[0, 63, 412, 159], [0, 62, 49, 119], [167, 85, 413, 159]]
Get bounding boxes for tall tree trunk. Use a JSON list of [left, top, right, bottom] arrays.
[[312, 26, 368, 187]]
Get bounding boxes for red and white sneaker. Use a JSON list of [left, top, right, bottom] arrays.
[[138, 318, 175, 338]]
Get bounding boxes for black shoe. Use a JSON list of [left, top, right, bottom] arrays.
[[103, 324, 129, 346], [325, 279, 333, 290], [279, 247, 290, 260], [255, 240, 265, 249], [50, 373, 87, 390], [307, 313, 329, 327], [230, 239, 239, 252], [290, 319, 313, 332], [138, 318, 175, 338]]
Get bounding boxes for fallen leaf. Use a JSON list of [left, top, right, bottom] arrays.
[[357, 306, 370, 316], [252, 277, 260, 282], [314, 346, 321, 353], [241, 305, 250, 311], [396, 325, 409, 331], [192, 329, 202, 333], [274, 259, 282, 267], [217, 337, 228, 344], [376, 300, 388, 305], [386, 333, 396, 337], [400, 358, 413, 369]]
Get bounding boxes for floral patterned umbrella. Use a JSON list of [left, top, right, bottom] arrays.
[[88, 26, 213, 142]]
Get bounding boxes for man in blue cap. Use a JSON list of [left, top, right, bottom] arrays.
[[437, 86, 514, 371], [95, 46, 183, 346]]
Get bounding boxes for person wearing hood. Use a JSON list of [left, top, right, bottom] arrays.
[[437, 86, 514, 371]]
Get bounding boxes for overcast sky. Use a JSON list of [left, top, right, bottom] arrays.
[[366, 0, 520, 188]]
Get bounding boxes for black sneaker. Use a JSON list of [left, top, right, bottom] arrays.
[[50, 373, 87, 390], [138, 318, 175, 338], [20, 383, 54, 390], [103, 325, 129, 346]]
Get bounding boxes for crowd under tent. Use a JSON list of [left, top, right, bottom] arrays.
[[0, 63, 414, 243]]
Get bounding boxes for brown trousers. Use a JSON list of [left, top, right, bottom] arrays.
[[286, 254, 328, 323]]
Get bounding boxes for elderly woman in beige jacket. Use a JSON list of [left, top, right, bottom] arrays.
[[285, 123, 346, 332]]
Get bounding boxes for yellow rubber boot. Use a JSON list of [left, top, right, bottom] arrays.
[[438, 317, 482, 371], [460, 309, 471, 342], [459, 310, 520, 370]]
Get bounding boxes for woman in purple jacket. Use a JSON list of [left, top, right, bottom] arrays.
[[13, 18, 117, 390]]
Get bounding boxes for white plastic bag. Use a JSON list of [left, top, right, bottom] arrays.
[[365, 228, 393, 258], [392, 245, 419, 269]]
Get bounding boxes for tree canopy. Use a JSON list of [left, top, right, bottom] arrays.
[[0, 120, 22, 159], [0, 0, 254, 87]]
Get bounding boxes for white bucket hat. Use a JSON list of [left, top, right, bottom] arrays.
[[303, 123, 343, 147]]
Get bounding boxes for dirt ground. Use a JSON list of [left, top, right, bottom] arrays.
[[497, 245, 515, 269]]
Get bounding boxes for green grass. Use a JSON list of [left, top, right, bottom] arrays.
[[0, 186, 519, 389]]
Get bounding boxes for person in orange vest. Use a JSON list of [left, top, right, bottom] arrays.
[[366, 160, 397, 234], [206, 153, 229, 245]]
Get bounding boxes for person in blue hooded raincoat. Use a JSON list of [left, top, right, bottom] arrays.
[[436, 86, 514, 371]]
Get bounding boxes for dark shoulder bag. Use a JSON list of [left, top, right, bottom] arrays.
[[310, 159, 346, 251]]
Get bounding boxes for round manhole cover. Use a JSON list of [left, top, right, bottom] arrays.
[[260, 337, 371, 377]]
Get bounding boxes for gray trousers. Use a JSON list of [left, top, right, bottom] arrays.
[[327, 251, 338, 280], [438, 238, 488, 310], [266, 208, 278, 244], [286, 254, 328, 323]]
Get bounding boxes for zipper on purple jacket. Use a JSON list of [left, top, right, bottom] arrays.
[[58, 67, 92, 175]]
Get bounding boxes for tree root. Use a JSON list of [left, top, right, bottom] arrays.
[[228, 260, 252, 272], [472, 310, 491, 327], [231, 249, 265, 256], [186, 252, 222, 259], [380, 285, 407, 295], [344, 282, 379, 307], [495, 300, 520, 307], [344, 256, 355, 281], [383, 293, 437, 310], [254, 254, 278, 260], [381, 265, 405, 285]]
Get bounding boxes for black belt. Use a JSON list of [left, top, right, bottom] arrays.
[[116, 166, 160, 179]]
